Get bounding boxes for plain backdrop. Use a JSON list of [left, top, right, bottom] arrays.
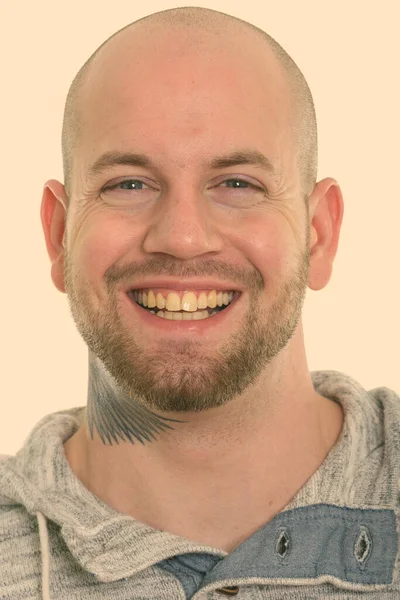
[[0, 1, 399, 455]]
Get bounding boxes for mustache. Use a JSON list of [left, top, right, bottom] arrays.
[[103, 258, 264, 293]]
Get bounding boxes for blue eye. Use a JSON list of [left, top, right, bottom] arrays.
[[221, 178, 261, 190], [117, 180, 147, 190], [102, 177, 263, 194], [101, 179, 150, 193]]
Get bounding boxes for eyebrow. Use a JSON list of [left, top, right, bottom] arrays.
[[88, 149, 277, 178]]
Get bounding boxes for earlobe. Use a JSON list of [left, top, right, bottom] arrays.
[[40, 180, 68, 293], [307, 177, 344, 292]]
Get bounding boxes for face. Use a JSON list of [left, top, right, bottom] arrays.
[[61, 27, 311, 413]]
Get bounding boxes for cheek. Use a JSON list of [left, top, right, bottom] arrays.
[[70, 214, 137, 281], [237, 214, 294, 281]]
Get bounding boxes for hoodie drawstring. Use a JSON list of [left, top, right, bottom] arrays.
[[36, 512, 51, 600]]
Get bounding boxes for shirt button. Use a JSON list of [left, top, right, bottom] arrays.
[[216, 586, 239, 595]]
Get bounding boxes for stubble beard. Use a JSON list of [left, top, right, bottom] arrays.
[[63, 242, 310, 415]]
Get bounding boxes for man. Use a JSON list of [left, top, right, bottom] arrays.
[[1, 6, 399, 599]]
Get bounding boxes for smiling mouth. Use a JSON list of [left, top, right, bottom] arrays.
[[127, 290, 240, 321]]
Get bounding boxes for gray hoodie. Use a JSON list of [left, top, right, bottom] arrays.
[[1, 369, 399, 599]]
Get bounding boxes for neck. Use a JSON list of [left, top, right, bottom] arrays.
[[63, 335, 344, 552], [85, 353, 186, 445]]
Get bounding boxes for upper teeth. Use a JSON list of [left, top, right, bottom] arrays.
[[132, 289, 235, 312]]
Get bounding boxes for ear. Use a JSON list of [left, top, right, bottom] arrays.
[[307, 177, 344, 291], [40, 180, 68, 293]]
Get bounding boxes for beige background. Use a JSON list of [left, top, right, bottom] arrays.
[[1, 1, 399, 455]]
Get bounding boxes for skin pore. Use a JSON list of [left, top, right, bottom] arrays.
[[40, 8, 344, 552]]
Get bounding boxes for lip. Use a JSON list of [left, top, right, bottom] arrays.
[[122, 290, 242, 336], [123, 278, 243, 293]]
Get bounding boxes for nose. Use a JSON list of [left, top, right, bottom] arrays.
[[142, 184, 224, 260]]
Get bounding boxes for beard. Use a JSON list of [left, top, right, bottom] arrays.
[[63, 231, 310, 417]]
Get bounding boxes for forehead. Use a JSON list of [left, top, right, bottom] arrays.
[[77, 26, 294, 172]]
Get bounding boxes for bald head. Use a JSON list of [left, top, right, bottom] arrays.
[[61, 7, 317, 203]]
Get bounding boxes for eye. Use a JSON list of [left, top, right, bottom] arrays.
[[100, 177, 265, 201], [218, 178, 263, 191], [102, 179, 150, 192]]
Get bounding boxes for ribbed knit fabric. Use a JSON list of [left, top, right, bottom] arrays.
[[0, 370, 399, 599]]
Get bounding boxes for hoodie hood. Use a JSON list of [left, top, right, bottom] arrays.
[[1, 370, 400, 599]]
